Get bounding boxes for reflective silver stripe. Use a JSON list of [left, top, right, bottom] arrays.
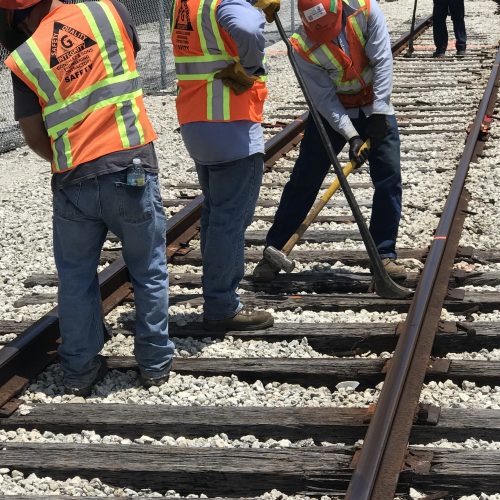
[[201, 0, 221, 56], [175, 59, 230, 75], [119, 101, 141, 146], [44, 76, 141, 131], [15, 43, 58, 105], [211, 79, 225, 121], [53, 131, 69, 170], [85, 1, 125, 76], [313, 47, 336, 69]]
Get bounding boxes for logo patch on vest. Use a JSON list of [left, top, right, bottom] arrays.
[[174, 0, 193, 31], [50, 22, 97, 68]]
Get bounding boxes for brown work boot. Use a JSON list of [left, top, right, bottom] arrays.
[[252, 258, 280, 282], [382, 258, 407, 280], [203, 307, 274, 331]]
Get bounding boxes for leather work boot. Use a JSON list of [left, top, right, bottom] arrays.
[[64, 356, 108, 397], [252, 258, 280, 282], [203, 308, 274, 331], [382, 258, 407, 280], [140, 372, 170, 388]]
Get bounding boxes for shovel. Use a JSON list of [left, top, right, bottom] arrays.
[[272, 13, 412, 299]]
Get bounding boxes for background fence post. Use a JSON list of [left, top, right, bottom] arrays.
[[159, 0, 168, 89]]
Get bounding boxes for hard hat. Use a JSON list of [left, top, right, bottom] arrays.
[[298, 0, 343, 45], [0, 0, 42, 9]]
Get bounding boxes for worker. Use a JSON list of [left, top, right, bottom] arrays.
[[171, 0, 279, 330], [0, 0, 174, 395], [253, 0, 406, 282], [432, 0, 467, 57]]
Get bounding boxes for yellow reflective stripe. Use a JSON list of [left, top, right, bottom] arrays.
[[223, 84, 230, 120], [100, 0, 130, 73], [27, 39, 63, 102], [350, 15, 366, 46], [79, 2, 113, 77], [174, 54, 233, 63], [44, 71, 139, 115], [10, 50, 49, 103], [46, 89, 143, 137], [210, 0, 226, 53], [114, 105, 130, 148], [197, 0, 208, 55], [177, 73, 212, 80], [52, 132, 73, 172], [206, 80, 213, 120], [291, 34, 320, 64], [130, 97, 145, 143], [319, 45, 343, 85], [61, 133, 73, 169]]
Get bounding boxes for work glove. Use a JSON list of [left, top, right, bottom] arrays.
[[254, 0, 280, 23], [214, 61, 258, 95], [348, 136, 369, 167], [365, 113, 390, 148]]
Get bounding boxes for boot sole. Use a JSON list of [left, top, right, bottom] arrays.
[[203, 317, 274, 332]]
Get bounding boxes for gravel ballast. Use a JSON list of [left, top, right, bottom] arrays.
[[1, 0, 500, 497]]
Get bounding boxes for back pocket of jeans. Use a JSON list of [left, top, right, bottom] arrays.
[[115, 177, 154, 224]]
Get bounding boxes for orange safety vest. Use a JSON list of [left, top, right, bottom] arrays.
[[171, 0, 268, 124], [291, 0, 374, 108], [5, 0, 156, 173]]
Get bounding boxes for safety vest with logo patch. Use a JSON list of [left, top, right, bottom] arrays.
[[5, 0, 156, 173], [171, 0, 268, 124], [291, 0, 374, 108]]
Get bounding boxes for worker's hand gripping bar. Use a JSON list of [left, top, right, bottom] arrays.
[[273, 13, 412, 299]]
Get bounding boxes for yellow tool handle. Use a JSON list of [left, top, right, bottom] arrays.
[[282, 140, 370, 256]]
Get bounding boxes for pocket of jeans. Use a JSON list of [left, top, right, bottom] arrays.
[[53, 183, 83, 220], [115, 174, 154, 224]]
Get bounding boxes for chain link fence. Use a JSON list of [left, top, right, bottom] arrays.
[[0, 0, 297, 153], [0, 0, 174, 153]]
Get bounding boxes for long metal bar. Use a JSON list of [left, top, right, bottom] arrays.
[[346, 46, 500, 500]]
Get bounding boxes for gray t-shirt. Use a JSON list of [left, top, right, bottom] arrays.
[[11, 0, 157, 189]]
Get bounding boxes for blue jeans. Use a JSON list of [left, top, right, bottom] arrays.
[[196, 153, 264, 320], [266, 114, 402, 259], [433, 0, 467, 53], [52, 171, 174, 387]]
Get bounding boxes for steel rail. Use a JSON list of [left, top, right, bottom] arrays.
[[0, 16, 434, 406], [346, 46, 500, 500]]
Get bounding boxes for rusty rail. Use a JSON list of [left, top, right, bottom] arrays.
[[346, 46, 500, 500]]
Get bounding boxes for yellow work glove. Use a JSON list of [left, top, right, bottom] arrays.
[[254, 0, 280, 23], [214, 62, 258, 96]]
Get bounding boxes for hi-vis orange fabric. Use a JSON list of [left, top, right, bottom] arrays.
[[0, 0, 41, 9], [171, 0, 267, 125], [5, 0, 156, 172], [291, 0, 374, 109]]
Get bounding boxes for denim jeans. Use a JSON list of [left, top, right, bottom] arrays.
[[196, 153, 264, 320], [266, 113, 402, 259], [52, 170, 174, 387], [433, 0, 467, 53]]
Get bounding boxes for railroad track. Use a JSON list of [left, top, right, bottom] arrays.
[[1, 8, 500, 499]]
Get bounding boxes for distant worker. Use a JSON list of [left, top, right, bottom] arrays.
[[171, 0, 279, 330], [253, 0, 406, 282], [0, 0, 174, 395], [432, 0, 467, 57]]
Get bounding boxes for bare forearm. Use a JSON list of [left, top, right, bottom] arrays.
[[19, 114, 53, 163]]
